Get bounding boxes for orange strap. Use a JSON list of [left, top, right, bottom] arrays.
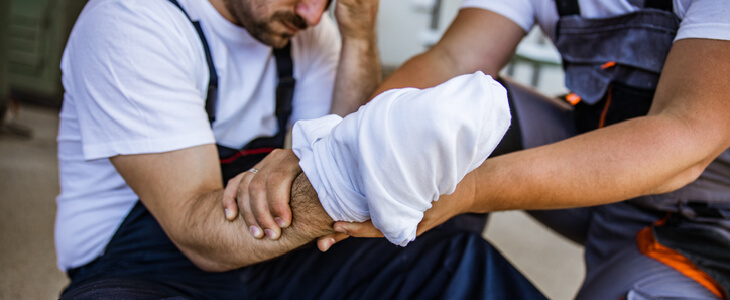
[[597, 87, 612, 129], [637, 223, 725, 299]]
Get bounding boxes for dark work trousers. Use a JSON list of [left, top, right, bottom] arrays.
[[61, 200, 545, 299]]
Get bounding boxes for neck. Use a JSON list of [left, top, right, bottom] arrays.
[[208, 0, 238, 24]]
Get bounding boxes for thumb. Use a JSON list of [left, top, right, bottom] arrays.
[[317, 232, 350, 252]]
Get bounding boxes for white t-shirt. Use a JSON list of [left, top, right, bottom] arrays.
[[55, 0, 340, 271], [460, 0, 730, 42]]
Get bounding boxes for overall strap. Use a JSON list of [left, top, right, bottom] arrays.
[[644, 0, 673, 11], [272, 44, 296, 137], [167, 0, 218, 123], [555, 0, 672, 17], [555, 0, 580, 17]]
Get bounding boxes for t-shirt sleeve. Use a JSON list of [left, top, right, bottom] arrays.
[[62, 0, 214, 161], [675, 0, 730, 42], [288, 14, 341, 124], [460, 0, 536, 33]]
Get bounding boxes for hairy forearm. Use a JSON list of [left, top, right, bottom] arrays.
[[175, 173, 333, 272], [330, 36, 382, 116]]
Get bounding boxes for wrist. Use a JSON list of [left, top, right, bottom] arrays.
[[340, 31, 376, 47]]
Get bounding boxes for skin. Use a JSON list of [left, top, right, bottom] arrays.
[[209, 0, 328, 48], [221, 0, 382, 240], [227, 8, 730, 251], [112, 148, 332, 271], [109, 0, 380, 270]]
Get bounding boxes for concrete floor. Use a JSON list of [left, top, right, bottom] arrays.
[[0, 104, 69, 299], [0, 103, 585, 300]]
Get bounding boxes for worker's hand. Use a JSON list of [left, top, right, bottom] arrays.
[[334, 0, 379, 42], [221, 149, 302, 240], [317, 172, 478, 251]]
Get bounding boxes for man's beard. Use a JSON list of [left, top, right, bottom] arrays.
[[249, 11, 308, 48], [225, 0, 308, 48]]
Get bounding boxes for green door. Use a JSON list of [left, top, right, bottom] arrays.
[[1, 0, 9, 122], [7, 0, 86, 107]]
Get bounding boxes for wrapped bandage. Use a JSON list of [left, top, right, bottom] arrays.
[[292, 71, 511, 246]]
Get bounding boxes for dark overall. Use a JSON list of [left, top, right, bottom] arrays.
[[494, 0, 730, 299], [60, 1, 546, 299]]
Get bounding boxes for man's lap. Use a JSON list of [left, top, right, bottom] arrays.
[[62, 225, 545, 299]]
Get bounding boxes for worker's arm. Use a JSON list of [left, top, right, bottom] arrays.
[[110, 145, 333, 272], [336, 38, 730, 240], [371, 8, 525, 95], [466, 38, 730, 211], [329, 0, 382, 116]]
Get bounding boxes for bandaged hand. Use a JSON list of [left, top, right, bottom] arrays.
[[295, 72, 510, 246]]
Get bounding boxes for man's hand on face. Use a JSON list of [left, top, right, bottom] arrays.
[[221, 149, 302, 240], [335, 0, 379, 42]]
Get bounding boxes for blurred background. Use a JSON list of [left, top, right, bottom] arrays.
[[0, 0, 583, 299]]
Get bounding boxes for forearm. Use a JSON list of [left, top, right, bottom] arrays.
[[330, 35, 381, 116], [173, 173, 333, 271], [372, 8, 524, 97], [329, 0, 382, 116], [468, 115, 719, 213], [371, 49, 463, 97]]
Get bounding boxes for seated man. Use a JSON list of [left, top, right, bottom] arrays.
[[56, 0, 544, 298]]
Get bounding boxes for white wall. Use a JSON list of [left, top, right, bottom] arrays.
[[376, 0, 460, 67]]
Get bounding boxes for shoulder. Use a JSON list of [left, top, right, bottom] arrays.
[[675, 0, 730, 41], [64, 0, 205, 82], [69, 0, 199, 53]]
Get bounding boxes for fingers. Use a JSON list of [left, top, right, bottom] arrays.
[[237, 171, 265, 239], [222, 173, 244, 221], [241, 149, 302, 240], [249, 176, 281, 239], [334, 0, 379, 41], [317, 232, 350, 252], [261, 150, 299, 228], [316, 221, 383, 252], [332, 220, 384, 238]]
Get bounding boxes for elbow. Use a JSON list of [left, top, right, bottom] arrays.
[[650, 157, 712, 195], [180, 246, 244, 272], [168, 226, 247, 272]]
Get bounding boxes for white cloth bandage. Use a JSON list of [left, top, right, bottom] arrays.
[[292, 71, 511, 246]]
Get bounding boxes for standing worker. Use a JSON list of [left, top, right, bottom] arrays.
[[240, 0, 730, 299]]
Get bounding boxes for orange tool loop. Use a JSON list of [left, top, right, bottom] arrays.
[[601, 61, 617, 69], [566, 93, 581, 105], [636, 217, 725, 299]]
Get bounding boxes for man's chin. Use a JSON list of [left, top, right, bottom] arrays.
[[270, 39, 290, 49], [250, 31, 292, 49]]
